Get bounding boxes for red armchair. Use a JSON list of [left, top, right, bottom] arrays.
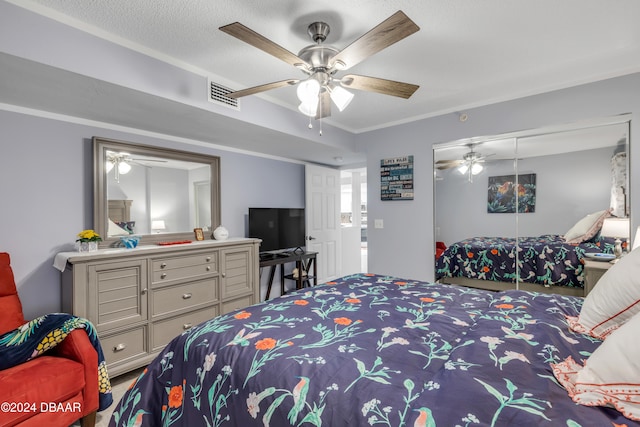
[[436, 241, 447, 259], [0, 252, 98, 427]]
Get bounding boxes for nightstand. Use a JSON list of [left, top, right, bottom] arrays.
[[583, 259, 613, 296]]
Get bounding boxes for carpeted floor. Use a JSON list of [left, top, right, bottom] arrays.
[[69, 368, 144, 427]]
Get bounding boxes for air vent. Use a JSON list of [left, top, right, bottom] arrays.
[[208, 79, 239, 109]]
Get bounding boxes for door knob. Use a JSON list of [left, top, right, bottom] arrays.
[[307, 236, 316, 240]]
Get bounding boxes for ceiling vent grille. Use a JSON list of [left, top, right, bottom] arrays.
[[208, 79, 239, 109]]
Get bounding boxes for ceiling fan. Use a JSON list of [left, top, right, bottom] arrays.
[[219, 10, 420, 120], [106, 151, 167, 182], [436, 145, 493, 181]]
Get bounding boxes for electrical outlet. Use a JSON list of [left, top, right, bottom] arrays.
[[374, 219, 384, 229]]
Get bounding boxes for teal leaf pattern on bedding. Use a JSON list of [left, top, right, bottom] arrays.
[[109, 274, 638, 426]]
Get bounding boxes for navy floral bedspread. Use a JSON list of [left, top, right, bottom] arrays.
[[109, 274, 636, 426], [435, 234, 616, 288]]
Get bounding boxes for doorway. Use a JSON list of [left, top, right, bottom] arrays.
[[340, 168, 368, 274]]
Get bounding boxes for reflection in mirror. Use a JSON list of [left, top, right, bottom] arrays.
[[94, 137, 220, 246], [434, 117, 630, 296]]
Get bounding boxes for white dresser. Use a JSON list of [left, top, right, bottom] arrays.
[[58, 238, 260, 376]]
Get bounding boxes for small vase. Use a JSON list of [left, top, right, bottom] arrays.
[[76, 241, 99, 252]]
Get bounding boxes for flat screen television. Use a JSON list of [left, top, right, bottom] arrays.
[[248, 208, 306, 253]]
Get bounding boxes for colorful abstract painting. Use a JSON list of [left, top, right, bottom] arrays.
[[487, 173, 536, 213]]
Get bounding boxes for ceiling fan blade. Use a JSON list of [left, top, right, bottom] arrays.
[[220, 22, 311, 69], [315, 91, 331, 119], [226, 79, 299, 99], [340, 74, 419, 99], [330, 10, 419, 70], [436, 162, 463, 170]]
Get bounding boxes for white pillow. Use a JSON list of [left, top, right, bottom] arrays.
[[108, 218, 129, 236], [552, 312, 640, 421], [567, 246, 640, 338], [564, 209, 611, 244]]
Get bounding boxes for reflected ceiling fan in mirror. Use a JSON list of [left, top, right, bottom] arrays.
[[436, 145, 493, 182], [219, 11, 420, 127], [106, 151, 167, 182]]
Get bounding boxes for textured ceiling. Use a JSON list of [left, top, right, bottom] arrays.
[[12, 0, 640, 134]]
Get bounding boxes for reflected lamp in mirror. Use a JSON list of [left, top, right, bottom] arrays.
[[151, 220, 166, 234], [600, 217, 629, 260]]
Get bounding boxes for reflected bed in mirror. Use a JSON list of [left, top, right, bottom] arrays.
[[94, 137, 221, 246], [433, 116, 630, 296]]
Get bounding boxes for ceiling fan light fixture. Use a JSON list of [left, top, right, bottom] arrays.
[[329, 86, 354, 111], [118, 161, 132, 175], [457, 164, 469, 175], [471, 163, 483, 175], [298, 100, 318, 117], [106, 160, 114, 173], [296, 78, 320, 104]]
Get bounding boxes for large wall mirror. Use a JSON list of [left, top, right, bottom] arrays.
[[93, 137, 221, 246], [433, 115, 630, 296]]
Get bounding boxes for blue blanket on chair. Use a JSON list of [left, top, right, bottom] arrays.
[[0, 313, 113, 411]]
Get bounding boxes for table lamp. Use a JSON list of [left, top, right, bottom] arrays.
[[600, 217, 629, 262], [151, 220, 166, 234]]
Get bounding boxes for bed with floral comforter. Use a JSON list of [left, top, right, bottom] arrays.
[[435, 234, 616, 291], [109, 273, 636, 426]]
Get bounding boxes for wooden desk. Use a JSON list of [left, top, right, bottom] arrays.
[[260, 251, 318, 300]]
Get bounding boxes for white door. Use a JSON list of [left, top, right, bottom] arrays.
[[306, 164, 341, 283]]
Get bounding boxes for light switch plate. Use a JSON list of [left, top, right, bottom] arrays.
[[374, 219, 384, 229]]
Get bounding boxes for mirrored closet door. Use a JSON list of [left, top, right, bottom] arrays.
[[434, 116, 630, 296]]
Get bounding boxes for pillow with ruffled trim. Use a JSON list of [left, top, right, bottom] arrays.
[[552, 312, 640, 421], [567, 246, 640, 339], [564, 209, 611, 244]]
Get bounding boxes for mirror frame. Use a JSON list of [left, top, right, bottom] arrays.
[[93, 136, 221, 247]]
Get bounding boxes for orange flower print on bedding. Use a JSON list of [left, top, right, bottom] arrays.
[[420, 297, 435, 303], [495, 303, 514, 309], [394, 281, 408, 286], [467, 252, 474, 258], [491, 249, 498, 255], [255, 338, 277, 350], [334, 317, 352, 326], [345, 298, 361, 304], [482, 266, 490, 273], [234, 311, 251, 319], [294, 300, 309, 306], [168, 383, 183, 408]]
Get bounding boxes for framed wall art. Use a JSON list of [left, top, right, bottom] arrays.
[[487, 173, 536, 213], [380, 155, 414, 201]]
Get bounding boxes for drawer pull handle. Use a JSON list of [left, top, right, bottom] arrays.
[[206, 266, 211, 271], [222, 273, 226, 278], [206, 257, 211, 262], [113, 343, 127, 352], [183, 323, 192, 330], [161, 273, 167, 279], [141, 288, 148, 295], [182, 293, 192, 299], [160, 263, 167, 268]]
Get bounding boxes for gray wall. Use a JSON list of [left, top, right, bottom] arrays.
[[435, 147, 614, 245], [359, 72, 640, 282], [0, 109, 304, 318]]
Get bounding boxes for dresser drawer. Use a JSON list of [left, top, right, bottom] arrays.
[[151, 278, 218, 317], [152, 252, 219, 285], [221, 295, 254, 315], [101, 326, 147, 367], [151, 306, 218, 351]]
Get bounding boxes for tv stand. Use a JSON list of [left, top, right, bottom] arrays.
[[259, 251, 317, 300]]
